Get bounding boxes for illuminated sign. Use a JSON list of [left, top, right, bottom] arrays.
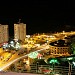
[[28, 51, 38, 59]]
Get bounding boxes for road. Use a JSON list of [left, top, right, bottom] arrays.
[[0, 72, 42, 75], [0, 44, 49, 71]]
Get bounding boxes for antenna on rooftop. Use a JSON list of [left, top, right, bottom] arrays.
[[18, 19, 21, 23]]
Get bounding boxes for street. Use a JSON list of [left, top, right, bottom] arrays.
[[0, 72, 42, 75]]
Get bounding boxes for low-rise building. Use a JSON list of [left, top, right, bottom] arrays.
[[49, 40, 70, 56]]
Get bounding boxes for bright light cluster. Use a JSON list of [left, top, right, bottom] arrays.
[[2, 40, 21, 50]]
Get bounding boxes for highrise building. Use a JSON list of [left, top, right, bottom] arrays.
[[0, 24, 9, 43], [14, 23, 26, 41]]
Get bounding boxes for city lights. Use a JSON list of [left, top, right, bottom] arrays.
[[0, 0, 75, 74], [28, 51, 38, 59], [1, 25, 75, 75]]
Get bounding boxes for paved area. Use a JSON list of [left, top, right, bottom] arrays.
[[0, 72, 43, 75]]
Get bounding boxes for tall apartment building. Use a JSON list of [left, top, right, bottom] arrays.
[[14, 23, 26, 41], [0, 24, 9, 43]]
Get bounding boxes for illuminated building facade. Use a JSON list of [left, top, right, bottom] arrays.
[[14, 23, 26, 41], [49, 40, 70, 56], [0, 24, 9, 43], [50, 45, 69, 55]]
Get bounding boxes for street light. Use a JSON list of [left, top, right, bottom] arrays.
[[36, 62, 39, 73], [67, 57, 73, 75], [72, 61, 75, 66]]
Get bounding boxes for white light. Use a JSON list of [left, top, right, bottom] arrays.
[[55, 74, 60, 75], [26, 35, 30, 38], [73, 61, 75, 66], [26, 60, 29, 65], [35, 44, 40, 47], [10, 41, 14, 44], [14, 39, 18, 42], [67, 57, 73, 60], [11, 44, 14, 47]]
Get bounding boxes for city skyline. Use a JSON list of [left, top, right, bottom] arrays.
[[0, 22, 26, 43], [0, 1, 75, 75], [0, 20, 75, 37]]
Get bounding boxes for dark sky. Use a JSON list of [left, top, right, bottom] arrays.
[[0, 1, 75, 36]]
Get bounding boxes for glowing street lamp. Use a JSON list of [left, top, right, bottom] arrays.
[[72, 61, 75, 66], [67, 57, 73, 75]]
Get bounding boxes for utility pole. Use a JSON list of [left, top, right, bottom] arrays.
[[68, 62, 71, 75]]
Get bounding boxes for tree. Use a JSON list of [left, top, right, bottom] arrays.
[[47, 58, 60, 74], [69, 37, 75, 54]]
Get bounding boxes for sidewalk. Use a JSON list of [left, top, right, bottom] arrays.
[[0, 72, 43, 75]]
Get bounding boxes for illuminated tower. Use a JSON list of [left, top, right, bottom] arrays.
[[14, 22, 26, 41], [0, 24, 9, 43]]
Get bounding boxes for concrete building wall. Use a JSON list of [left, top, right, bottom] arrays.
[[3, 25, 9, 42], [14, 23, 26, 41], [0, 25, 3, 43], [50, 45, 69, 55], [0, 24, 9, 43], [14, 24, 20, 39]]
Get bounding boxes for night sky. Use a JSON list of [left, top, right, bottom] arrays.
[[0, 1, 75, 36]]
